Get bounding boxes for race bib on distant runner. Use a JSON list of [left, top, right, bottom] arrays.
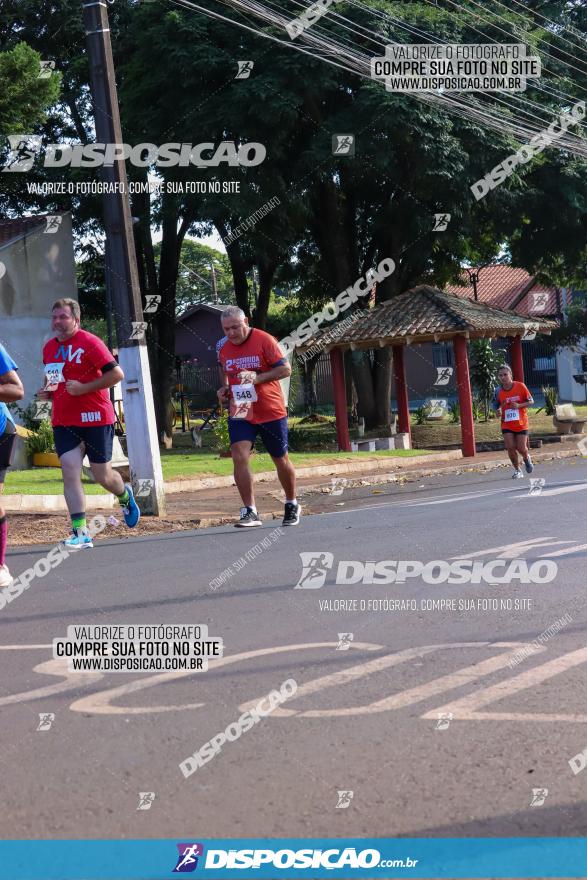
[[44, 363, 65, 390], [504, 408, 519, 422], [231, 383, 258, 403]]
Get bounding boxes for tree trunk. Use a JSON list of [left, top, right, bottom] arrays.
[[252, 258, 277, 330], [149, 198, 191, 441], [373, 346, 392, 428], [344, 350, 356, 424], [216, 221, 250, 318], [351, 351, 377, 428], [299, 353, 320, 413]]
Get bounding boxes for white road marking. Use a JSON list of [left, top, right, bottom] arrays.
[[543, 543, 587, 557], [0, 658, 103, 707], [517, 483, 587, 498], [450, 538, 573, 560], [5, 640, 587, 724], [238, 642, 540, 718], [421, 646, 587, 722], [68, 642, 383, 715], [402, 489, 511, 507]]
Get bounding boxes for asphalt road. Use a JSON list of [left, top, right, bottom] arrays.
[[2, 457, 587, 841]]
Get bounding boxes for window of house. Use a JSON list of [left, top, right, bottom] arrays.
[[432, 343, 453, 368]]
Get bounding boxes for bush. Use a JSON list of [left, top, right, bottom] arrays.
[[24, 419, 55, 456], [470, 340, 502, 421], [212, 409, 231, 454], [9, 400, 45, 432], [413, 404, 432, 425], [288, 422, 335, 451], [448, 401, 460, 424], [537, 385, 558, 416]]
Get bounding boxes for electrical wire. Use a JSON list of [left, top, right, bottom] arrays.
[[172, 0, 587, 157]]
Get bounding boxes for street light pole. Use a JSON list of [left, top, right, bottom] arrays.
[[81, 0, 165, 515], [211, 264, 218, 304], [466, 266, 483, 302]]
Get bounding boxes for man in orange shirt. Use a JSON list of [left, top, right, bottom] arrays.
[[217, 307, 300, 527], [491, 364, 534, 479]]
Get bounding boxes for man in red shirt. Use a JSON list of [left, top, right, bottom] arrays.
[[217, 306, 300, 527], [492, 364, 535, 479], [37, 299, 140, 547]]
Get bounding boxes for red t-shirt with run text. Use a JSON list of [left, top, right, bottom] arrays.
[[43, 329, 117, 427], [218, 328, 287, 424]]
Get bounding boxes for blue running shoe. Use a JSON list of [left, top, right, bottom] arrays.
[[524, 456, 534, 474], [64, 529, 93, 549], [121, 483, 141, 528]]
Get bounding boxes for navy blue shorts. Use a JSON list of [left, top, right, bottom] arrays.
[[53, 424, 115, 463], [0, 420, 16, 483], [228, 416, 288, 458]]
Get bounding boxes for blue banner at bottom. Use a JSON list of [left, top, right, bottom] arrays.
[[0, 837, 585, 879]]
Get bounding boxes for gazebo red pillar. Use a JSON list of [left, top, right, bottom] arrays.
[[392, 344, 411, 439], [453, 335, 476, 457], [509, 335, 525, 382], [329, 347, 351, 451]]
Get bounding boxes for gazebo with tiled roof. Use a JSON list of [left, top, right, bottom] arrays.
[[295, 285, 558, 457]]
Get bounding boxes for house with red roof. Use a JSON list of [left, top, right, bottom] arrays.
[[443, 266, 587, 403]]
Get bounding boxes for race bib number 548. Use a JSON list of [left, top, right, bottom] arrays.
[[232, 383, 258, 403]]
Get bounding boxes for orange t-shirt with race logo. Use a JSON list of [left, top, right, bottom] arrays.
[[218, 328, 287, 424], [494, 381, 532, 431]]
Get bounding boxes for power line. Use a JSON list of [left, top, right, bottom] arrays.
[[190, 0, 587, 157]]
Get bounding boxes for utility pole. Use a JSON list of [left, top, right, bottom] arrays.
[[466, 266, 483, 302], [81, 0, 165, 515], [211, 264, 218, 304]]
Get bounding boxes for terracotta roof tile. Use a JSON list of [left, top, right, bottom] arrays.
[[445, 265, 559, 315], [298, 285, 558, 351]]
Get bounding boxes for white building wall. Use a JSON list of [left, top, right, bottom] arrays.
[[0, 212, 77, 408], [556, 345, 587, 403]]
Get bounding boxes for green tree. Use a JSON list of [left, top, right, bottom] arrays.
[[164, 240, 234, 315], [0, 42, 60, 141], [470, 340, 502, 421], [2, 0, 585, 436]]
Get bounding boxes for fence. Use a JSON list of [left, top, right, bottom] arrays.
[[178, 337, 559, 412]]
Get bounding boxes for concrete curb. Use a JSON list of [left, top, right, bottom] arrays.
[[1, 494, 116, 513], [3, 446, 581, 513], [164, 449, 463, 494]]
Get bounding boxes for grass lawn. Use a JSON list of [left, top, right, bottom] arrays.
[[9, 404, 577, 493], [161, 447, 429, 481], [4, 423, 431, 493], [5, 468, 108, 495], [411, 405, 587, 448]]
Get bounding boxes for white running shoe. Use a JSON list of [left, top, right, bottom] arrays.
[[0, 563, 13, 587], [512, 469, 524, 479]]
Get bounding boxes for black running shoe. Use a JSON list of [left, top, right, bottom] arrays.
[[282, 502, 301, 526], [234, 507, 262, 528]]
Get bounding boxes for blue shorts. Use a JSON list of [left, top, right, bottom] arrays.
[[53, 424, 115, 463], [0, 420, 16, 483], [228, 416, 288, 458]]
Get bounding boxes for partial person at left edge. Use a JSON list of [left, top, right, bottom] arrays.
[[0, 342, 24, 587]]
